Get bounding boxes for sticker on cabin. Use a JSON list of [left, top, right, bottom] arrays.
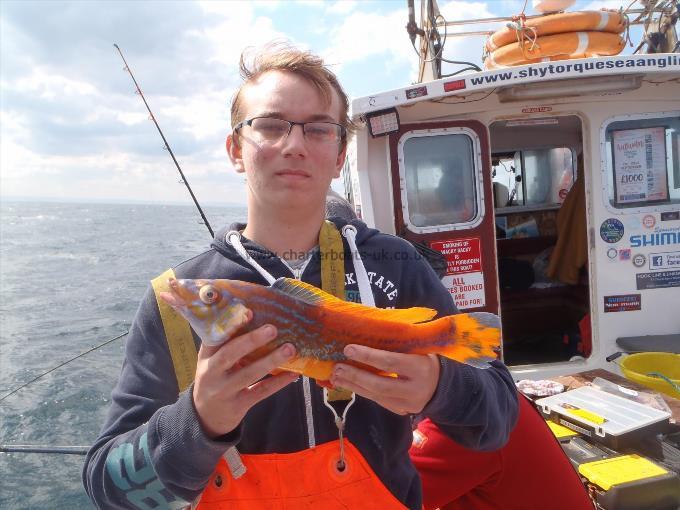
[[642, 214, 656, 229], [405, 86, 428, 100], [600, 218, 624, 243], [611, 127, 669, 206], [649, 251, 680, 271], [430, 238, 482, 275], [443, 79, 466, 92], [619, 248, 631, 261], [441, 272, 486, 310], [630, 227, 680, 248], [606, 248, 618, 260], [431, 238, 485, 309], [636, 270, 680, 290], [633, 254, 646, 267], [604, 294, 641, 313], [661, 211, 680, 221], [521, 106, 552, 114]]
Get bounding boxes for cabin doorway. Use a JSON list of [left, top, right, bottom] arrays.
[[490, 116, 591, 366]]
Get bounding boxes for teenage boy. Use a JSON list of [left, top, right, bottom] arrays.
[[84, 43, 518, 510]]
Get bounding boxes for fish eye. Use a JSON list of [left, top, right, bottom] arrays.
[[199, 285, 221, 305]]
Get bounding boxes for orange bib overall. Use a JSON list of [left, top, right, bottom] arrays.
[[196, 440, 408, 510]]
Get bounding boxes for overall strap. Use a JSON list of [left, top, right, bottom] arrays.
[[319, 220, 346, 300], [151, 268, 245, 480], [151, 268, 198, 392], [319, 220, 352, 402]]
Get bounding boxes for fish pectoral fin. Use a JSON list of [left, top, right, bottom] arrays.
[[277, 357, 336, 382], [271, 278, 437, 324], [277, 357, 310, 374]]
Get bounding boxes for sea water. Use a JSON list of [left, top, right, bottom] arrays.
[[0, 200, 246, 509]]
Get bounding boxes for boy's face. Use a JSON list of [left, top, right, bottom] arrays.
[[227, 70, 346, 216]]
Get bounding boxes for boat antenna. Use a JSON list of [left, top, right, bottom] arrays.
[[113, 43, 214, 238]]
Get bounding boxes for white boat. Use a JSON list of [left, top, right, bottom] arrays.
[[345, 0, 680, 382]]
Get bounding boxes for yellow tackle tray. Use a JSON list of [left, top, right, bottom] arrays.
[[579, 455, 680, 510]]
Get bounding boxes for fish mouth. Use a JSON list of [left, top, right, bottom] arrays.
[[159, 278, 189, 309]]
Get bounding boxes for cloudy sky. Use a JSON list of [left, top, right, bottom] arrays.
[[1, 0, 641, 206]]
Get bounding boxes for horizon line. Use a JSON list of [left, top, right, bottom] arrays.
[[0, 195, 246, 208]]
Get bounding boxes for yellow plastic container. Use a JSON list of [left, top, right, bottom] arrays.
[[620, 352, 680, 399]]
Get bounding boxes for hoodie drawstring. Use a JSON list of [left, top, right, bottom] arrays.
[[341, 225, 375, 307], [226, 231, 277, 285]]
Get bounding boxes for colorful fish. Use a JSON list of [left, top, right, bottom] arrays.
[[160, 277, 500, 383]]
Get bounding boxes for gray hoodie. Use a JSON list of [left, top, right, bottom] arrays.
[[83, 218, 518, 510]]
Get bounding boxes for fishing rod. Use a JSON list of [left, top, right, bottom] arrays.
[[0, 331, 129, 456], [0, 445, 89, 455], [113, 43, 214, 238], [0, 330, 128, 404]]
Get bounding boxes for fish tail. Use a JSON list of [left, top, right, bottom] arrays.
[[416, 312, 501, 369]]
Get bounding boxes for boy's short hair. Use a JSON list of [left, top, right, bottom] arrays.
[[231, 41, 355, 148]]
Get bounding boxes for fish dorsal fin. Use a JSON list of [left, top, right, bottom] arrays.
[[271, 277, 437, 324]]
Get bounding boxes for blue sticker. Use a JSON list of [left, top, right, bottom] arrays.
[[600, 218, 625, 244]]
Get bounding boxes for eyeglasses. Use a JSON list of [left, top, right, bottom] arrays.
[[234, 117, 346, 145]]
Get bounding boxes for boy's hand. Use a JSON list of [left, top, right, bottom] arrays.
[[330, 345, 441, 415], [192, 321, 298, 439]]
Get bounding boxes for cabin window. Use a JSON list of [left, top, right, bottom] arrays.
[[492, 147, 575, 209], [400, 131, 479, 230], [603, 114, 680, 209]]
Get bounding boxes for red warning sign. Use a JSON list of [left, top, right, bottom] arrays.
[[430, 238, 482, 275]]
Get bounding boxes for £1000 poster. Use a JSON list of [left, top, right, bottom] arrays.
[[612, 127, 669, 205]]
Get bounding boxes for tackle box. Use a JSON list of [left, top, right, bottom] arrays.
[[560, 436, 616, 468], [578, 454, 680, 510], [535, 386, 671, 449]]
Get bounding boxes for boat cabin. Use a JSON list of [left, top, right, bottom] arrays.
[[346, 55, 680, 380]]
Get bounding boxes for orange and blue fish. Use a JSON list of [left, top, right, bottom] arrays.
[[160, 277, 501, 383]]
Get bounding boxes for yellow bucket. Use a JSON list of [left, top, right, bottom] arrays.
[[619, 352, 680, 399]]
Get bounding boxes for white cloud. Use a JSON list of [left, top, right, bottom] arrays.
[[115, 111, 149, 127], [13, 67, 97, 99], [581, 0, 641, 10], [437, 1, 498, 70], [322, 7, 414, 72], [295, 0, 326, 7], [326, 1, 358, 15], [195, 2, 289, 74], [0, 127, 243, 205], [161, 91, 231, 140]]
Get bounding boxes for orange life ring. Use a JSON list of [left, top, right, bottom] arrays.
[[485, 31, 625, 69], [485, 10, 626, 52], [484, 54, 572, 70]]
